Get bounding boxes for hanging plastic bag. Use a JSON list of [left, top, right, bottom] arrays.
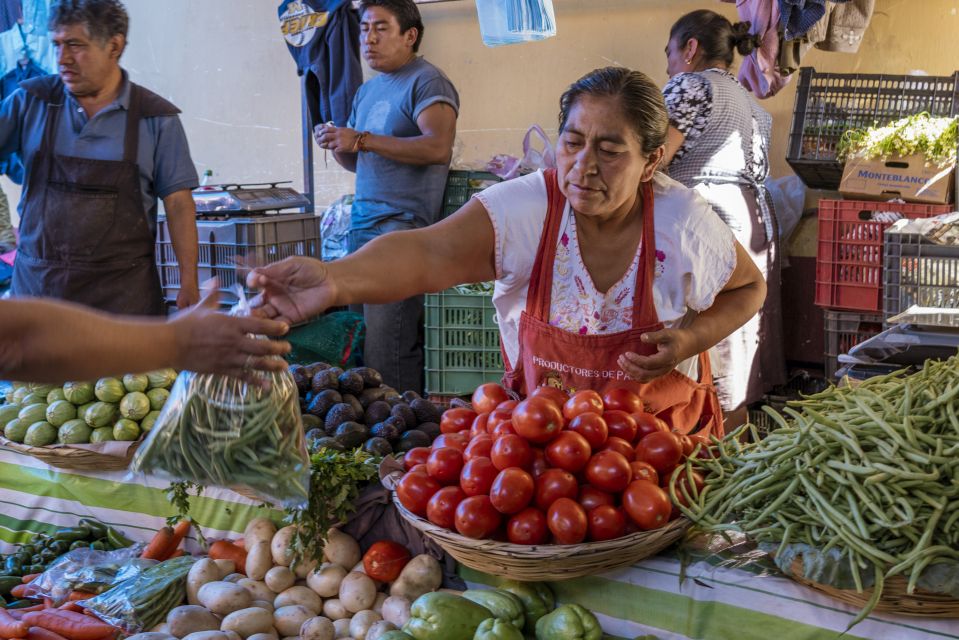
[[26, 545, 149, 607], [131, 290, 310, 508], [321, 194, 353, 261], [486, 124, 556, 180], [474, 0, 557, 47]]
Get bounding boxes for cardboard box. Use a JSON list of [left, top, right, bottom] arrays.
[[839, 153, 955, 204]]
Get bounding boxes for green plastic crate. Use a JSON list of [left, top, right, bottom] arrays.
[[441, 170, 502, 219], [425, 289, 505, 395]]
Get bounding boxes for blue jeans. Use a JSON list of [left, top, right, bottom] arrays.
[[349, 218, 425, 395]]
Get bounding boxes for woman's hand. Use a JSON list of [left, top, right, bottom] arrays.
[[246, 256, 337, 325], [618, 327, 699, 382], [169, 289, 291, 378], [314, 123, 361, 153]]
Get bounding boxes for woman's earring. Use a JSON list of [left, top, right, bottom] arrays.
[[685, 58, 691, 65]]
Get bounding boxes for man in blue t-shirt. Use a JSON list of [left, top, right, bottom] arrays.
[[315, 0, 458, 395]]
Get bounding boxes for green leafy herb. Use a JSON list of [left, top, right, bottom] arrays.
[[285, 447, 380, 568], [838, 113, 959, 166], [165, 480, 207, 546]]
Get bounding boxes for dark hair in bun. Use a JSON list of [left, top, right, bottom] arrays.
[[670, 10, 762, 67]]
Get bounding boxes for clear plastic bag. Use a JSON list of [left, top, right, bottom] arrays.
[[131, 294, 310, 507], [27, 545, 150, 607], [321, 195, 353, 261]]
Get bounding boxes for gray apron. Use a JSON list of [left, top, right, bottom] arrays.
[[11, 76, 173, 316]]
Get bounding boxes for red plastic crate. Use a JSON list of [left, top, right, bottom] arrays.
[[814, 199, 952, 312]]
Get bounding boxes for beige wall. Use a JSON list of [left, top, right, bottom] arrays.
[[8, 0, 959, 217]]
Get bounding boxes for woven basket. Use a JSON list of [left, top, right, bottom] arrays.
[[789, 558, 959, 618], [393, 492, 689, 581], [0, 437, 141, 471]]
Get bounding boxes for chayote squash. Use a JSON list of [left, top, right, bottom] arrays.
[[497, 580, 555, 634], [461, 589, 526, 630], [473, 618, 524, 640], [534, 604, 602, 640], [404, 591, 492, 640]]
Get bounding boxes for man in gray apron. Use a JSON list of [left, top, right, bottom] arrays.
[[0, 0, 199, 315]]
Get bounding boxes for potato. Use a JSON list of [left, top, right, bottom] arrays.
[[238, 579, 275, 604], [388, 555, 440, 601], [252, 601, 275, 614], [299, 617, 335, 640], [332, 619, 351, 639], [363, 621, 396, 640], [221, 607, 275, 639], [167, 605, 221, 638], [150, 625, 172, 635], [322, 599, 349, 621], [198, 581, 254, 615], [127, 634, 174, 640], [187, 559, 222, 606], [274, 605, 314, 637], [266, 567, 296, 594], [322, 529, 360, 571], [245, 517, 277, 550], [274, 586, 322, 613], [214, 560, 237, 579], [293, 558, 318, 580], [348, 611, 380, 640], [371, 594, 387, 615], [248, 634, 279, 640], [307, 564, 347, 598], [338, 572, 376, 614], [271, 525, 297, 567], [182, 633, 233, 640], [224, 573, 246, 583], [247, 541, 273, 581], [379, 597, 410, 629], [224, 632, 243, 640]]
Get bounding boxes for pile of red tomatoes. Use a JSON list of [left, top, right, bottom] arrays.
[[395, 383, 708, 545]]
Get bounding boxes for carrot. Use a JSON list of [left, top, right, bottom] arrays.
[[25, 627, 70, 640], [66, 592, 94, 602], [0, 609, 28, 638], [8, 607, 46, 619], [160, 520, 192, 560], [208, 540, 248, 574], [140, 526, 173, 560], [21, 611, 116, 640], [57, 604, 82, 613], [167, 549, 186, 558], [43, 597, 54, 609], [10, 584, 40, 599], [21, 574, 41, 584]]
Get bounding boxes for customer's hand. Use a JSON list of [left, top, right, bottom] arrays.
[[176, 282, 200, 310], [169, 288, 291, 378], [314, 123, 361, 153], [246, 256, 336, 325], [618, 328, 698, 382]]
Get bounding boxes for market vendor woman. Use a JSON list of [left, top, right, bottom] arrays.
[[249, 67, 766, 435]]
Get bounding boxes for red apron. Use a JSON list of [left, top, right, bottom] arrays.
[[501, 169, 724, 437]]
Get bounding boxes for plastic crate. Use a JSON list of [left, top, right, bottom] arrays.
[[787, 67, 959, 189], [156, 213, 320, 305], [441, 170, 501, 219], [823, 309, 884, 380], [814, 199, 952, 312], [425, 289, 504, 395], [884, 229, 959, 320]]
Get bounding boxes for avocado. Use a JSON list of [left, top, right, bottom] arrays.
[[396, 429, 431, 452], [416, 422, 441, 440], [337, 371, 364, 396], [307, 389, 342, 418], [290, 365, 312, 394], [341, 394, 364, 421], [302, 414, 324, 430], [334, 422, 369, 449], [352, 367, 384, 389], [325, 403, 359, 433], [363, 437, 393, 457], [370, 421, 401, 442], [311, 436, 345, 453], [358, 386, 388, 409], [411, 398, 442, 425], [364, 401, 392, 427], [310, 369, 340, 394], [402, 390, 422, 403], [390, 403, 416, 429]]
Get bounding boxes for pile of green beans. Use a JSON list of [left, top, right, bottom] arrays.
[[133, 371, 310, 505], [673, 355, 959, 625]]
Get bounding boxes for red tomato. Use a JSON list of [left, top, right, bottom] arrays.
[[469, 413, 490, 439], [362, 541, 411, 582], [604, 410, 638, 444], [629, 460, 659, 485], [578, 484, 616, 512], [544, 431, 592, 473], [472, 383, 510, 415], [396, 472, 441, 516], [490, 420, 518, 440], [632, 411, 669, 441], [440, 408, 478, 434], [584, 450, 633, 493], [530, 448, 549, 478], [673, 432, 695, 457], [463, 435, 493, 461], [534, 468, 578, 510], [490, 434, 533, 471], [635, 431, 684, 475], [487, 408, 514, 433], [454, 495, 502, 539], [432, 432, 468, 453], [568, 413, 608, 450], [547, 497, 588, 544], [562, 390, 605, 421], [602, 388, 642, 414], [497, 399, 519, 412], [588, 505, 627, 542], [427, 447, 465, 485], [513, 397, 564, 444], [667, 469, 706, 508], [459, 457, 498, 497], [404, 447, 431, 471], [507, 507, 549, 545], [408, 463, 428, 475], [489, 468, 535, 514], [602, 436, 635, 461], [426, 486, 466, 528], [688, 433, 715, 459], [529, 385, 569, 411], [622, 480, 672, 530]]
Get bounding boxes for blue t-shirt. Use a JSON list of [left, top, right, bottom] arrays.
[[0, 70, 199, 227], [348, 56, 459, 229]]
